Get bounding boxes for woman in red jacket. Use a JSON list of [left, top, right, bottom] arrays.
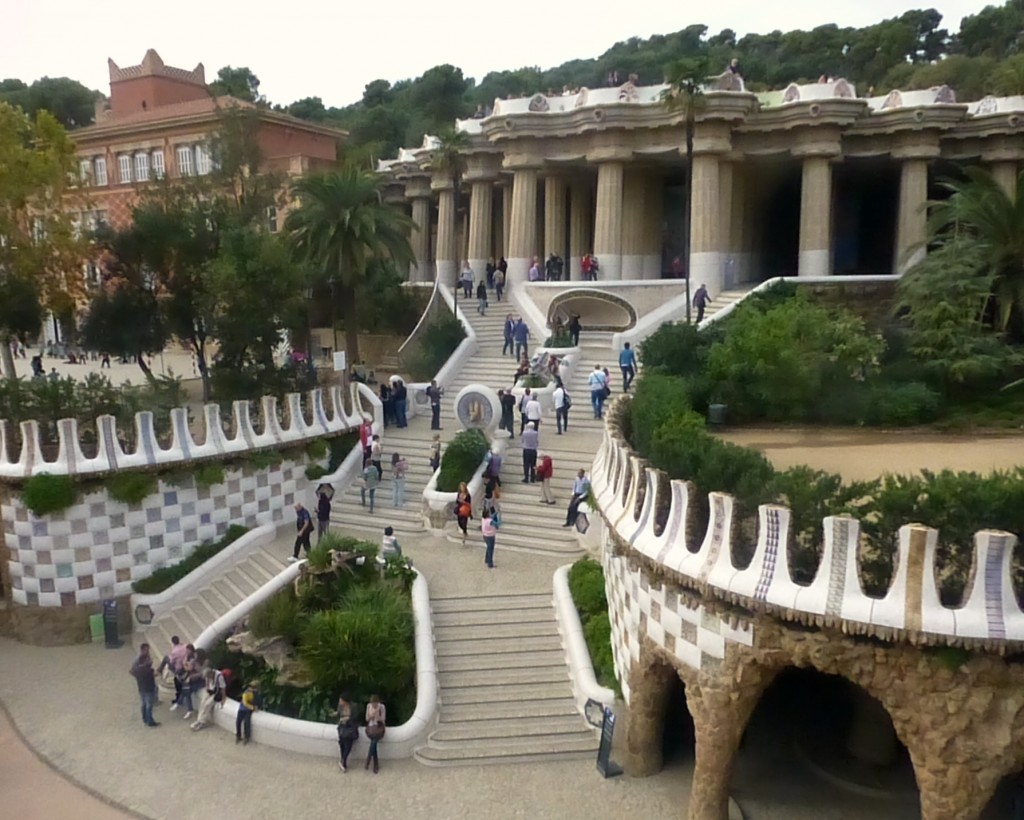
[[537, 453, 555, 504]]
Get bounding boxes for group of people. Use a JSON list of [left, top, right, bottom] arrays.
[[377, 377, 409, 428], [461, 258, 508, 307]]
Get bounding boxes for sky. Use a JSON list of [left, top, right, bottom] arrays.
[[6, 0, 995, 108]]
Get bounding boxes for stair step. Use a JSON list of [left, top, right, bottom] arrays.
[[415, 735, 597, 766], [437, 649, 566, 673], [441, 681, 573, 705], [226, 569, 259, 596], [434, 621, 559, 642], [429, 715, 593, 743], [439, 665, 571, 688], [431, 593, 550, 613], [434, 634, 564, 657], [250, 550, 286, 579], [212, 578, 246, 607], [440, 698, 581, 723], [432, 606, 553, 628], [167, 607, 203, 643]]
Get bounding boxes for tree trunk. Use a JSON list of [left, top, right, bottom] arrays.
[[341, 282, 360, 368], [135, 352, 154, 380], [192, 337, 211, 402], [0, 337, 15, 380]]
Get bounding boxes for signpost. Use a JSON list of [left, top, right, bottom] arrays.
[[585, 698, 622, 778]]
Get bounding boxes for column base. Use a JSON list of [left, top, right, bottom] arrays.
[[621, 255, 645, 281], [468, 259, 488, 284], [798, 249, 831, 277], [641, 254, 662, 279], [595, 254, 623, 282], [568, 259, 582, 280], [436, 260, 456, 285], [506, 257, 531, 288], [689, 252, 723, 298], [897, 248, 925, 275]]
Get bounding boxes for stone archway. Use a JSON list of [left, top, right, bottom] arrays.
[[548, 289, 638, 332], [620, 646, 690, 777]]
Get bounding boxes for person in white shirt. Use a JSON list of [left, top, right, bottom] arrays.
[[563, 469, 591, 527], [587, 365, 609, 419], [525, 394, 542, 430], [552, 379, 569, 434]]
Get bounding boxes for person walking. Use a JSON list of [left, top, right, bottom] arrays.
[[426, 380, 443, 430], [498, 389, 516, 434], [552, 379, 569, 434], [290, 503, 314, 562], [391, 452, 408, 507], [190, 666, 226, 731], [360, 461, 379, 513], [359, 416, 374, 464], [235, 682, 259, 745], [316, 486, 332, 543], [521, 422, 539, 483], [494, 265, 505, 302], [525, 391, 542, 431], [428, 433, 442, 473], [129, 643, 160, 727], [619, 342, 637, 392], [365, 695, 386, 773], [481, 508, 499, 569], [588, 365, 609, 419], [563, 468, 592, 528], [693, 283, 711, 323], [502, 314, 515, 357], [176, 644, 200, 720], [460, 261, 475, 298], [455, 482, 472, 544], [336, 694, 359, 772], [513, 317, 530, 360], [370, 435, 383, 480], [476, 279, 488, 315], [568, 314, 581, 346], [393, 380, 408, 428], [158, 635, 188, 710], [537, 452, 555, 504]]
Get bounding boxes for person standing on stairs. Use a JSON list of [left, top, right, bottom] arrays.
[[513, 316, 530, 360], [291, 502, 314, 562], [518, 388, 532, 434], [477, 279, 488, 315], [460, 261, 475, 298], [521, 422, 539, 483], [359, 416, 374, 463], [481, 507, 499, 569], [370, 435, 383, 480], [564, 468, 592, 528], [391, 452, 408, 507], [455, 482, 472, 544], [365, 695, 386, 773], [316, 486, 332, 543], [693, 283, 711, 323], [495, 265, 505, 302], [426, 380, 443, 430], [393, 379, 408, 428], [552, 378, 569, 434], [588, 365, 609, 419], [429, 434, 442, 473], [502, 314, 515, 357], [498, 389, 516, 435], [619, 342, 637, 392], [537, 452, 556, 504], [360, 461, 380, 513], [525, 390, 542, 431], [568, 314, 582, 346]]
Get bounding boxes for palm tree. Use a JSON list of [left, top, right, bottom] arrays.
[[926, 166, 1024, 334], [662, 57, 711, 324], [430, 128, 470, 311], [286, 166, 414, 366]]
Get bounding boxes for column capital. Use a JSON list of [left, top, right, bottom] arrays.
[[585, 148, 633, 164], [502, 153, 545, 171], [430, 173, 455, 192], [403, 177, 432, 199], [464, 154, 502, 183], [981, 137, 1024, 163], [680, 121, 733, 156], [889, 134, 941, 161], [790, 126, 843, 159]]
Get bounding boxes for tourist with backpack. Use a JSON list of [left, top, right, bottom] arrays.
[[190, 666, 227, 731], [552, 379, 570, 434]]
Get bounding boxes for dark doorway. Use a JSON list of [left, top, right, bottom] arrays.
[[832, 158, 899, 275], [749, 159, 800, 278], [662, 673, 695, 764]]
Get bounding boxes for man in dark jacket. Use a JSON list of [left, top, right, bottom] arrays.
[[130, 643, 160, 727]]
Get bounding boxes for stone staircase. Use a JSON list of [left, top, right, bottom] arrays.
[[329, 302, 604, 558], [414, 592, 598, 766], [701, 285, 757, 324], [136, 540, 288, 654]]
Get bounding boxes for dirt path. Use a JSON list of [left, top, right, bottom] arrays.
[[719, 428, 1024, 481]]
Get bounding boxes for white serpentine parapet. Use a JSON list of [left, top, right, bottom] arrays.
[[591, 421, 1023, 648], [0, 384, 377, 480]]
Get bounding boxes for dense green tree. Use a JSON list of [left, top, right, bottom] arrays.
[[0, 77, 100, 128], [285, 167, 414, 364], [208, 66, 261, 102]]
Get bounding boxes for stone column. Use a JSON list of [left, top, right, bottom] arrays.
[[505, 160, 540, 286], [718, 162, 736, 288], [569, 178, 592, 280], [593, 160, 625, 280], [620, 169, 647, 280], [991, 160, 1018, 202], [730, 164, 749, 284], [894, 158, 929, 274], [544, 175, 568, 263], [502, 184, 512, 259], [690, 153, 722, 297], [619, 650, 682, 776], [642, 173, 664, 278], [492, 185, 505, 261], [434, 183, 457, 284], [467, 180, 493, 280], [405, 177, 432, 282], [798, 156, 833, 277]]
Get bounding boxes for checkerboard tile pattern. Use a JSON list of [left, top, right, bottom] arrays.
[[1, 457, 309, 607], [603, 552, 754, 704]]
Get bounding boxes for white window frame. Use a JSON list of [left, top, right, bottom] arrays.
[[94, 156, 108, 186], [79, 159, 92, 185], [176, 145, 193, 177], [134, 152, 150, 182], [196, 144, 212, 176], [118, 154, 132, 184], [266, 206, 278, 234], [151, 150, 165, 180]]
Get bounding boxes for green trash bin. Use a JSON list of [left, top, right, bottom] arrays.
[[89, 613, 104, 643], [708, 403, 728, 426]]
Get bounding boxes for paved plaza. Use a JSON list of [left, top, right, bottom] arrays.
[[6, 348, 197, 387]]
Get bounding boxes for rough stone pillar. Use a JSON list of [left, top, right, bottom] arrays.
[[410, 197, 431, 282], [690, 153, 722, 297], [544, 175, 568, 262], [569, 178, 592, 281], [798, 156, 833, 276], [991, 160, 1018, 202], [467, 180, 493, 279], [506, 163, 539, 286], [593, 160, 625, 280], [434, 185, 457, 284], [619, 651, 682, 776], [895, 158, 929, 274], [492, 186, 504, 261], [620, 170, 646, 280], [642, 173, 664, 278]]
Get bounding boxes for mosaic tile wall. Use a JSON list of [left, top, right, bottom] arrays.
[[603, 552, 754, 703], [1, 457, 310, 607]]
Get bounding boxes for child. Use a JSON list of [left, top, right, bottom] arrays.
[[236, 681, 260, 745]]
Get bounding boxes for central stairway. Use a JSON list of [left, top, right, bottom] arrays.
[[415, 592, 599, 766]]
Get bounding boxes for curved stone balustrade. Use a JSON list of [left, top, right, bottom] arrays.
[[592, 405, 1022, 650], [0, 384, 374, 479]]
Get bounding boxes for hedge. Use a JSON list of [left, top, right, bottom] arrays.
[[436, 428, 489, 492], [131, 525, 248, 594], [567, 558, 619, 694]]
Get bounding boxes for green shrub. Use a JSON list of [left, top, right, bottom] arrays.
[[436, 428, 489, 492], [248, 449, 283, 470], [194, 464, 226, 488], [583, 611, 618, 692], [249, 588, 304, 643], [568, 558, 607, 622], [21, 473, 77, 516], [159, 470, 194, 488], [864, 381, 942, 426], [327, 432, 360, 472], [107, 472, 158, 505], [305, 464, 328, 481], [131, 525, 248, 594], [407, 312, 466, 382], [544, 330, 574, 347], [305, 439, 328, 460]]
